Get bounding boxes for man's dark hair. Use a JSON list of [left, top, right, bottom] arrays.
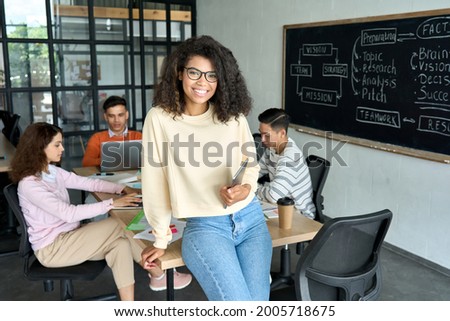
[[258, 108, 291, 132], [103, 95, 127, 112]]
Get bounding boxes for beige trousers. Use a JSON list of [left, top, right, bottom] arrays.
[[35, 217, 142, 289]]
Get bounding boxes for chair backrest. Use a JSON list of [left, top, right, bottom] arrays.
[[295, 209, 393, 301], [252, 133, 265, 161], [306, 155, 330, 223], [3, 184, 33, 259], [0, 111, 21, 147]]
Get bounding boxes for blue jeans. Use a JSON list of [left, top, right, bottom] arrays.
[[181, 197, 272, 301]]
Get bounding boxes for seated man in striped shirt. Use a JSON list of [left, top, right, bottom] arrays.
[[256, 108, 316, 219]]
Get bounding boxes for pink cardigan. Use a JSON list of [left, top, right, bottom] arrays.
[[18, 165, 124, 251]]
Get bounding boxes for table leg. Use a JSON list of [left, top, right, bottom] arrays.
[[166, 268, 174, 301], [270, 244, 294, 290]]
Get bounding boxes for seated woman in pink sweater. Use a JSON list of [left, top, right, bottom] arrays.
[[9, 122, 191, 300]]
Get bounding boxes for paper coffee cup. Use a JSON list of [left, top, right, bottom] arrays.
[[277, 197, 295, 229]]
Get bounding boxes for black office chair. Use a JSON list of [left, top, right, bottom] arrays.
[[0, 110, 21, 147], [305, 155, 330, 224], [0, 173, 19, 256], [252, 133, 265, 162], [295, 155, 331, 255], [271, 209, 392, 301], [295, 209, 392, 300], [253, 133, 271, 185], [3, 184, 117, 301]]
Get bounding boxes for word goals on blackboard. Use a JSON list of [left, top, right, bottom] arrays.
[[283, 9, 450, 162]]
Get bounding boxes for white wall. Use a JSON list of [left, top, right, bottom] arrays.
[[197, 0, 450, 269]]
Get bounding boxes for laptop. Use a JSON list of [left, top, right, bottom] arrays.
[[100, 139, 142, 172]]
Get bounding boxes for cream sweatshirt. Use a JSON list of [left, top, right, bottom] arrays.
[[141, 105, 259, 249]]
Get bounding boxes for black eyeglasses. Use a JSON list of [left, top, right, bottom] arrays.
[[184, 67, 218, 83]]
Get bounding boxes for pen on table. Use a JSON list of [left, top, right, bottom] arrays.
[[95, 172, 114, 176]]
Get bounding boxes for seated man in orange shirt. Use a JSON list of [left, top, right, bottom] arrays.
[[82, 95, 142, 167]]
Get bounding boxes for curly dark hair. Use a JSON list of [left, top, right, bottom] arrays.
[[9, 122, 63, 183], [153, 35, 252, 122]]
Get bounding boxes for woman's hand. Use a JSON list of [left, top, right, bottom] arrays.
[[141, 246, 166, 270], [220, 183, 251, 207], [112, 193, 142, 208]]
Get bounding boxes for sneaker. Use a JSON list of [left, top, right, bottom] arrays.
[[149, 270, 192, 291]]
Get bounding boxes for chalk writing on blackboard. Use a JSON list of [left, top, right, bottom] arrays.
[[283, 10, 450, 159]]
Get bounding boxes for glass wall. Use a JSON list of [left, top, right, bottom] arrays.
[[0, 0, 196, 159]]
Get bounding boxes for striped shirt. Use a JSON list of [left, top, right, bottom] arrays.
[[256, 138, 316, 219]]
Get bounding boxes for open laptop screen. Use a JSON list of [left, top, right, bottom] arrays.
[[100, 140, 142, 172]]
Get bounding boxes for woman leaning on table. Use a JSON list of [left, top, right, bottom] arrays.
[[140, 35, 273, 300], [8, 122, 190, 300]]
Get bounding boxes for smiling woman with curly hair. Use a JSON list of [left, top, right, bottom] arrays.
[[141, 35, 272, 301], [154, 35, 252, 122]]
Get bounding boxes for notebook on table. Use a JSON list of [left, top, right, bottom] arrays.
[[100, 139, 142, 172]]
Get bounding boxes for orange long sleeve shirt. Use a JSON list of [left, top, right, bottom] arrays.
[[82, 130, 142, 167]]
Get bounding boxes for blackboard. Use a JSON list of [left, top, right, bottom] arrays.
[[283, 9, 450, 162]]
